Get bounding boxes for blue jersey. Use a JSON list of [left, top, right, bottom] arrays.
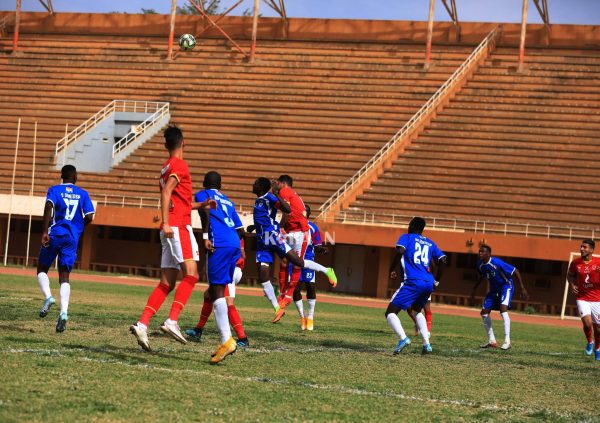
[[253, 192, 280, 236], [195, 189, 242, 249], [304, 221, 322, 261], [46, 183, 94, 240], [396, 233, 445, 283], [477, 257, 515, 292]]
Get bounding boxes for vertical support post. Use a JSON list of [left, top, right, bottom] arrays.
[[62, 123, 68, 165], [166, 0, 177, 61], [25, 121, 37, 267], [518, 0, 528, 72], [424, 0, 435, 71], [249, 0, 260, 63], [12, 0, 21, 54], [4, 118, 20, 266]]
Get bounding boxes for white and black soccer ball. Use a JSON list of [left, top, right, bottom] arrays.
[[179, 34, 196, 51]]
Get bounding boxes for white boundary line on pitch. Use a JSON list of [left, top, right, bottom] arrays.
[[2, 348, 578, 419]]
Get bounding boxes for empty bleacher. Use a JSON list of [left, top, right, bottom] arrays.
[[349, 46, 600, 229], [0, 31, 471, 209]]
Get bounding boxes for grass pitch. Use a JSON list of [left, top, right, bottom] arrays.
[[0, 273, 599, 422]]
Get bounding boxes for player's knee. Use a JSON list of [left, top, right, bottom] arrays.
[[306, 284, 316, 299]]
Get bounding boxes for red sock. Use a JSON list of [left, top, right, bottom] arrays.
[[140, 283, 171, 326], [197, 298, 213, 328], [425, 308, 433, 333], [278, 264, 288, 295], [228, 304, 246, 339], [584, 325, 593, 343], [168, 275, 198, 321]]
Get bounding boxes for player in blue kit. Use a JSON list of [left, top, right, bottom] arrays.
[[477, 244, 529, 350], [386, 217, 446, 355], [193, 171, 243, 364], [36, 165, 95, 332], [292, 204, 328, 331], [250, 177, 336, 317]]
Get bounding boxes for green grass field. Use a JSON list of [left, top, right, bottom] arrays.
[[0, 274, 599, 422]]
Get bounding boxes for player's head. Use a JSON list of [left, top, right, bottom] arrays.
[[478, 244, 492, 261], [60, 164, 77, 183], [253, 177, 271, 196], [581, 239, 595, 259], [277, 174, 293, 187], [203, 171, 221, 189], [407, 217, 426, 235], [163, 125, 184, 151], [305, 204, 311, 219]]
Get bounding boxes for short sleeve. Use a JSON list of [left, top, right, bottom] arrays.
[[168, 160, 184, 183], [496, 258, 516, 276], [432, 243, 446, 261], [397, 234, 409, 249], [81, 191, 95, 215], [45, 187, 57, 206], [231, 209, 243, 229], [195, 190, 209, 203], [312, 224, 322, 245]]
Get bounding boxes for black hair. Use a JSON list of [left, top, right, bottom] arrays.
[[255, 177, 271, 194], [480, 243, 492, 254], [277, 174, 293, 187], [163, 125, 183, 150], [60, 164, 77, 181], [305, 204, 311, 219], [582, 239, 596, 249], [203, 171, 221, 189], [408, 217, 426, 234]]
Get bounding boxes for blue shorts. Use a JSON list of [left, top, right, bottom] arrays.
[[207, 247, 241, 286], [300, 268, 315, 283], [38, 235, 78, 272], [483, 285, 514, 310], [390, 280, 433, 311], [255, 231, 291, 264]]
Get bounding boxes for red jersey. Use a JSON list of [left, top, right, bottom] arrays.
[[278, 186, 309, 232], [568, 257, 600, 302], [159, 156, 192, 227]]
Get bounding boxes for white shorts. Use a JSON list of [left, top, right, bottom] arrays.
[[577, 300, 600, 324], [224, 267, 243, 298], [160, 225, 199, 269], [285, 230, 309, 259]]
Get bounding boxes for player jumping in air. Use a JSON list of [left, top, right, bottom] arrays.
[[185, 171, 249, 351], [291, 204, 328, 331], [567, 239, 600, 360], [130, 125, 213, 351], [477, 244, 529, 350], [249, 177, 336, 321], [36, 165, 95, 332], [386, 217, 447, 355]]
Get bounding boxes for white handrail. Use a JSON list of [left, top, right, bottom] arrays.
[[54, 100, 168, 160], [318, 26, 503, 218], [112, 102, 170, 158], [322, 209, 597, 241]]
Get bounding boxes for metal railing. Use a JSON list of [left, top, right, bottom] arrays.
[[54, 100, 168, 160], [112, 102, 170, 158], [318, 25, 503, 218], [0, 14, 14, 36], [321, 209, 597, 241]]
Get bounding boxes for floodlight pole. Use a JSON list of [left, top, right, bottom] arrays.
[[12, 0, 21, 53], [424, 0, 435, 71], [166, 0, 177, 60], [249, 0, 260, 63], [518, 0, 528, 72]]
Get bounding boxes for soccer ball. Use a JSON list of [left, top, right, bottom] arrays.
[[179, 34, 196, 51]]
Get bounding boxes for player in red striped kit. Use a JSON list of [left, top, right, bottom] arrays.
[[129, 125, 212, 352], [567, 239, 600, 360]]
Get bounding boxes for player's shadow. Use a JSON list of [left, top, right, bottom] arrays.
[[60, 342, 188, 363]]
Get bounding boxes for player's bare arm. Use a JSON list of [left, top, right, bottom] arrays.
[[199, 206, 214, 252], [83, 213, 95, 226], [513, 268, 529, 299], [191, 199, 218, 210], [566, 271, 579, 295], [41, 200, 54, 247], [270, 180, 292, 213], [161, 175, 178, 238], [389, 246, 406, 279], [434, 256, 448, 285]]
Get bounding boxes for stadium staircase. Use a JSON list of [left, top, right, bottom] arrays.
[[342, 45, 600, 237], [0, 32, 472, 208]]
